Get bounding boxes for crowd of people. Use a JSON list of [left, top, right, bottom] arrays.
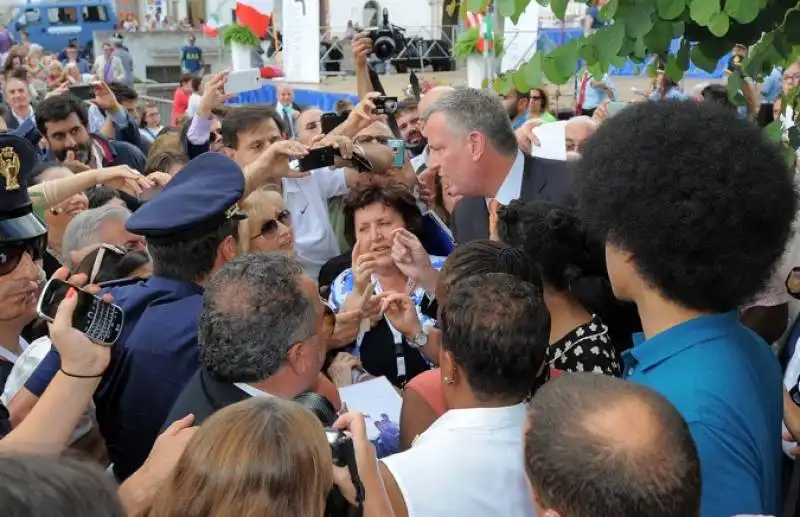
[[0, 27, 799, 517]]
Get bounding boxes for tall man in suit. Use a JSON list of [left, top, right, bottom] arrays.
[[424, 88, 572, 243]]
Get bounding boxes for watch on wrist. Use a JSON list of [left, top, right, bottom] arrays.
[[407, 325, 429, 349]]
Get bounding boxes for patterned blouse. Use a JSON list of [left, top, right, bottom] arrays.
[[328, 255, 447, 351], [548, 315, 622, 377]]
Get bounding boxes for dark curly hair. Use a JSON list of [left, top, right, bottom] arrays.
[[575, 100, 797, 312], [439, 272, 549, 402], [343, 183, 424, 247], [498, 200, 605, 292], [35, 94, 89, 137], [438, 239, 542, 300]]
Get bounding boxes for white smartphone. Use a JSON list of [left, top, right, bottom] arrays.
[[224, 69, 261, 95]]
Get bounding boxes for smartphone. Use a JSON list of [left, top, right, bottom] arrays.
[[388, 138, 405, 168], [69, 84, 94, 101], [607, 101, 628, 117], [224, 69, 260, 95], [37, 278, 124, 346], [321, 111, 349, 134], [373, 96, 398, 115], [295, 146, 335, 172]]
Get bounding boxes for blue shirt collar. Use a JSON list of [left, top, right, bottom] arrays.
[[624, 311, 740, 372]]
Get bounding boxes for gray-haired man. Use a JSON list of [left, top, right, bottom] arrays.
[[62, 205, 145, 269]]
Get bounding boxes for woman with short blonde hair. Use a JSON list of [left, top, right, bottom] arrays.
[[148, 397, 333, 517], [237, 187, 295, 256]]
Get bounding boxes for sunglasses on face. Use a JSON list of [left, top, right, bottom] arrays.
[[250, 210, 291, 240], [531, 96, 542, 100], [209, 129, 222, 143], [354, 135, 390, 146], [0, 235, 47, 276]]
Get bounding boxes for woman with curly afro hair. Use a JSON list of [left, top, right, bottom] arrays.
[[575, 99, 796, 517]]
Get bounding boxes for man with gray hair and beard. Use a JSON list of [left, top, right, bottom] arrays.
[[161, 252, 329, 428]]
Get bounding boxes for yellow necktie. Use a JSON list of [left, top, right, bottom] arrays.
[[488, 199, 501, 240]]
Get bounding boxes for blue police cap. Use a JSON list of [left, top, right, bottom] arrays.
[[0, 134, 47, 242], [126, 153, 247, 242]]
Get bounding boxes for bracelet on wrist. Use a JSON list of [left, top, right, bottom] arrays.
[[59, 367, 105, 379]]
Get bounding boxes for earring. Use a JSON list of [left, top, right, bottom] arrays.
[[49, 207, 62, 215], [444, 373, 455, 385]]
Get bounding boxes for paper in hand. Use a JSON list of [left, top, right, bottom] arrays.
[[531, 120, 568, 161]]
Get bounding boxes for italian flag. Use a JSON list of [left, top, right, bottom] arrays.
[[235, 0, 273, 38], [203, 14, 220, 37]]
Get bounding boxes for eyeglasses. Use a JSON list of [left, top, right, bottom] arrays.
[[354, 135, 390, 146], [0, 235, 47, 276], [321, 297, 336, 338], [250, 210, 291, 240], [89, 243, 126, 284]]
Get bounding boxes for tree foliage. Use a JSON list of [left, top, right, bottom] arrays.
[[455, 0, 800, 116]]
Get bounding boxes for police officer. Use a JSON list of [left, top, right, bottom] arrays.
[[0, 135, 47, 394], [12, 152, 247, 481]]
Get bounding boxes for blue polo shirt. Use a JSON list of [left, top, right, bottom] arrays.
[[623, 312, 782, 517], [25, 276, 203, 481]]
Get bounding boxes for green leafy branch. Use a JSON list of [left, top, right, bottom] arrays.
[[454, 27, 506, 58], [221, 24, 261, 48]]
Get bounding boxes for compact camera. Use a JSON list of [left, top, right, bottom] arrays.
[[373, 96, 398, 116]]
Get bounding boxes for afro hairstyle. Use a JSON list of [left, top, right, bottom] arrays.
[[575, 100, 797, 312]]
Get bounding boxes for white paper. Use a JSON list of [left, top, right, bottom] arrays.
[[501, 2, 541, 73], [531, 120, 567, 161], [338, 376, 402, 441], [281, 0, 321, 84]]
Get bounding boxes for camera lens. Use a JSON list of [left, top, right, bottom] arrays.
[[373, 33, 396, 61], [384, 99, 398, 113]]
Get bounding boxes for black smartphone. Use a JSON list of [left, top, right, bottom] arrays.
[[36, 278, 124, 346], [68, 84, 94, 101], [321, 111, 349, 134], [373, 96, 398, 115], [296, 146, 335, 172]]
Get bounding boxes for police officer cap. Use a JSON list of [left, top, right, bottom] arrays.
[[126, 153, 247, 243], [0, 134, 47, 243]]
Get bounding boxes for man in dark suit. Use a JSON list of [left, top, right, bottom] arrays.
[[162, 253, 328, 429], [423, 88, 572, 243]]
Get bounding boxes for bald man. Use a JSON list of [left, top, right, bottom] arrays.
[[524, 374, 701, 517], [276, 83, 299, 138]]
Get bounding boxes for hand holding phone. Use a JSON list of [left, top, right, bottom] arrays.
[[293, 146, 335, 172], [39, 269, 117, 377], [68, 84, 94, 101], [224, 69, 260, 95], [38, 278, 124, 346], [388, 139, 405, 168]]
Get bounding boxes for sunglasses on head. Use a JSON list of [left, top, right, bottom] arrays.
[[251, 210, 291, 240], [320, 297, 336, 338], [89, 243, 126, 284], [0, 235, 47, 276]]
